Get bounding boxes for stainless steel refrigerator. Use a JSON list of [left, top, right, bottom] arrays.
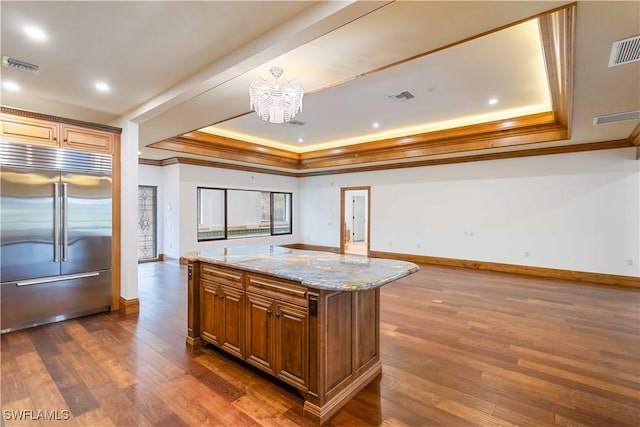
[[1, 142, 112, 333]]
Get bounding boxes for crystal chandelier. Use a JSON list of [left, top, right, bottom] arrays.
[[249, 67, 304, 124]]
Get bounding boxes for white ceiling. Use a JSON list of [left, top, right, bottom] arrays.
[[1, 1, 638, 167]]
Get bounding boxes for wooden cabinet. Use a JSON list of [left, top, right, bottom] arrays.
[[1, 113, 114, 154], [244, 290, 309, 389], [60, 124, 114, 154], [0, 114, 59, 146], [187, 261, 382, 424], [274, 300, 308, 389], [245, 292, 275, 373], [200, 264, 244, 360]]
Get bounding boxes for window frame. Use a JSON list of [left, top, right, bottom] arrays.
[[197, 187, 293, 242]]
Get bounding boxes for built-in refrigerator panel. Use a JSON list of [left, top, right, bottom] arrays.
[[0, 167, 61, 282], [61, 172, 112, 275], [0, 142, 113, 333]]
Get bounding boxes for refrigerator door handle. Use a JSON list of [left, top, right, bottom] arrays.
[[16, 271, 100, 287], [62, 182, 69, 262], [53, 182, 60, 262]]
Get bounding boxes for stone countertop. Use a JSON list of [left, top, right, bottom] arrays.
[[182, 245, 419, 291]]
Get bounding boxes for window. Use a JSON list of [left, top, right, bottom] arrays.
[[197, 188, 226, 240], [137, 185, 157, 260], [197, 188, 292, 241], [271, 192, 292, 235]]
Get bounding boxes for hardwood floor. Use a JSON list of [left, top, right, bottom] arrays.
[[2, 261, 639, 426]]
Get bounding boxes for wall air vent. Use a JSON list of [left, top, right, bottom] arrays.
[[2, 56, 39, 73], [387, 90, 415, 101], [286, 120, 305, 126], [608, 35, 640, 67], [593, 110, 640, 125]]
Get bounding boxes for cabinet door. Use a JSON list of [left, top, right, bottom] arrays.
[[219, 284, 244, 359], [60, 125, 113, 154], [245, 292, 275, 374], [275, 302, 309, 390], [0, 115, 59, 146], [201, 281, 222, 345]]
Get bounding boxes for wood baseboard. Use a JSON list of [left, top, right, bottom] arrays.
[[138, 254, 165, 264], [283, 243, 341, 253], [119, 297, 140, 315], [369, 250, 640, 289]]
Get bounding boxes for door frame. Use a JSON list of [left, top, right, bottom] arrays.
[[340, 186, 371, 255]]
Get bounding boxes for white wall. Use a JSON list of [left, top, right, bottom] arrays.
[[139, 163, 299, 257], [299, 148, 640, 277]]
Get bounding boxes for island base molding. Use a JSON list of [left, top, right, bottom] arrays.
[[303, 361, 382, 424]]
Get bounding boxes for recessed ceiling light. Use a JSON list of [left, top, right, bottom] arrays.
[[372, 122, 380, 128], [24, 26, 47, 41], [297, 138, 304, 143], [488, 98, 499, 105], [3, 81, 20, 92], [95, 82, 110, 92]]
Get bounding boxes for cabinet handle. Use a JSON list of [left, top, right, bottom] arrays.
[[64, 138, 68, 142], [267, 309, 272, 315], [275, 312, 281, 318], [53, 137, 57, 141]]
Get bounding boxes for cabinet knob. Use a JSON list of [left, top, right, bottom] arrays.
[[267, 309, 272, 315], [64, 138, 68, 142], [275, 313, 281, 318], [53, 137, 57, 141]]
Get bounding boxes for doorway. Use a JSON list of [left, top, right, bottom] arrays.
[[340, 187, 371, 256]]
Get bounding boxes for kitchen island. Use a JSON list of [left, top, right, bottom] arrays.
[[183, 246, 418, 423]]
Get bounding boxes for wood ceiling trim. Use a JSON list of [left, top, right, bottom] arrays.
[[298, 112, 557, 159], [538, 4, 575, 131], [300, 140, 632, 177], [299, 121, 567, 169], [156, 112, 564, 171], [179, 131, 299, 160], [147, 137, 299, 170], [160, 157, 298, 177], [140, 140, 631, 177]]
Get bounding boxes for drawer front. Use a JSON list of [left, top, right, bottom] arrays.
[[200, 264, 243, 289], [246, 274, 308, 308]]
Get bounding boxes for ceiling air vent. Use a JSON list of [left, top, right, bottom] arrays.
[[2, 56, 39, 73], [608, 35, 640, 67], [387, 90, 415, 101], [286, 120, 305, 126], [593, 110, 640, 125]]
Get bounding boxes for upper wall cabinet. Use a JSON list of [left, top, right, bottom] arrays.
[[0, 112, 115, 154], [60, 124, 113, 154]]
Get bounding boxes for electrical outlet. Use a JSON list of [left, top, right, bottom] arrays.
[[389, 241, 393, 247], [628, 259, 634, 266], [525, 251, 530, 257], [416, 243, 421, 248]]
